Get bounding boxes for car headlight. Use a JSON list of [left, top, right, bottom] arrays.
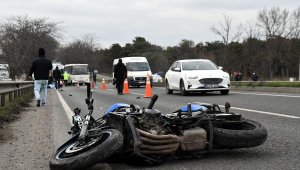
[[223, 74, 229, 78]]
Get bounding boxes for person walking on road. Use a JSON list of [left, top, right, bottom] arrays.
[[113, 59, 127, 95], [63, 71, 70, 86], [29, 48, 53, 107], [93, 72, 97, 84], [53, 66, 62, 89]]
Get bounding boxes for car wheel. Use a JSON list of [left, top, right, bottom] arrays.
[[220, 90, 229, 95], [165, 80, 173, 94], [180, 80, 187, 96]]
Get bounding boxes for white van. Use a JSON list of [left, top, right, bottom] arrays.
[[113, 57, 152, 87], [64, 64, 90, 85]]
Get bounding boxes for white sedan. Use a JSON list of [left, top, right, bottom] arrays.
[[165, 59, 230, 95]]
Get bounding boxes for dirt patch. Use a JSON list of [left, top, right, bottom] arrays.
[[0, 110, 24, 143], [0, 94, 55, 170]]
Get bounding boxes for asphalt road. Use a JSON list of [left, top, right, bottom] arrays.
[[55, 84, 300, 170]]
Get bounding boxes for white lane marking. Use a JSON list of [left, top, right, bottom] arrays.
[[193, 102, 300, 119], [231, 91, 300, 98], [105, 89, 300, 119], [56, 90, 73, 125], [154, 86, 300, 98]]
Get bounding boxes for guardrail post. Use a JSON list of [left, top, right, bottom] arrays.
[[0, 94, 4, 107]]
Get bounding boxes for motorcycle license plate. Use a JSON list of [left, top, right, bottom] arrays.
[[205, 84, 217, 88]]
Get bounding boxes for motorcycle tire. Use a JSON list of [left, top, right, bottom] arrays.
[[213, 119, 267, 149], [49, 129, 123, 170]]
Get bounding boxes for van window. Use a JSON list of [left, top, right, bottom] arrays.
[[126, 62, 150, 71], [72, 65, 89, 75]]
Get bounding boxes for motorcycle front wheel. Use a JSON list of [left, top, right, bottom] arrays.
[[213, 119, 267, 149], [49, 129, 123, 170]]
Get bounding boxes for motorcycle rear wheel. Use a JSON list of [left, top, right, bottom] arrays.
[[213, 119, 267, 149], [49, 129, 123, 170]]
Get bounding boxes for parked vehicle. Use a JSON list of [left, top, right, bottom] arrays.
[[113, 57, 152, 87], [152, 73, 163, 83], [64, 64, 90, 85], [0, 64, 11, 81], [49, 83, 267, 170], [52, 62, 64, 72], [165, 59, 230, 95]]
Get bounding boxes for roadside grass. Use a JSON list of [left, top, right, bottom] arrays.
[[0, 93, 33, 122], [231, 81, 300, 88]]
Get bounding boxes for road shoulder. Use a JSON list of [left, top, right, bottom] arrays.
[[0, 89, 64, 170]]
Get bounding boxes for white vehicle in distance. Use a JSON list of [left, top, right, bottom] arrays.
[[165, 59, 230, 95], [152, 73, 163, 83], [64, 64, 90, 85], [113, 57, 152, 87], [52, 62, 64, 72], [0, 64, 11, 81]]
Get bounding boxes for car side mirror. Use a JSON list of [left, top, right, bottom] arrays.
[[174, 68, 181, 72], [218, 66, 223, 70]]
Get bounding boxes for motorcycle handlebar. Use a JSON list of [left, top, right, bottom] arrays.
[[85, 82, 93, 110], [86, 82, 91, 99], [147, 94, 158, 109]]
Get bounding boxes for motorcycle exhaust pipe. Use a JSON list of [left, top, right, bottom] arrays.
[[137, 128, 179, 140], [139, 136, 179, 145]]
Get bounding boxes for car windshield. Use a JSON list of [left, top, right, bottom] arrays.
[[126, 62, 150, 71], [182, 61, 218, 70], [71, 66, 89, 75]]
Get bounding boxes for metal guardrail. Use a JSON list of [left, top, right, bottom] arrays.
[[0, 81, 34, 107]]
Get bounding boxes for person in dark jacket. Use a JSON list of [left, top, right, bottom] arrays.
[[93, 72, 97, 84], [113, 59, 127, 95], [53, 66, 62, 89], [251, 72, 258, 81], [29, 48, 52, 107]]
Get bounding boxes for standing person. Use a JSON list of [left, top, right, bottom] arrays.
[[63, 71, 70, 86], [93, 72, 97, 84], [53, 66, 62, 89], [251, 72, 258, 81], [29, 48, 52, 107], [113, 59, 127, 95]]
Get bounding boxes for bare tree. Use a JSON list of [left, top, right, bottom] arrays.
[[58, 34, 98, 71], [257, 7, 300, 79], [244, 21, 261, 40], [210, 15, 242, 45], [257, 7, 290, 38], [290, 7, 300, 39], [0, 15, 59, 80], [210, 15, 242, 69]]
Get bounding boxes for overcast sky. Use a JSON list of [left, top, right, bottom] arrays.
[[0, 0, 299, 48]]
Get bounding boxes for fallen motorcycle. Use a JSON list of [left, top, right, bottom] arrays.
[[49, 83, 267, 170]]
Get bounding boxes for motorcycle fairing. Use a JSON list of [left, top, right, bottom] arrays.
[[104, 103, 130, 116], [180, 104, 207, 112]]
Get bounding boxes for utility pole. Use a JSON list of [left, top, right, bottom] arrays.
[[299, 54, 300, 81]]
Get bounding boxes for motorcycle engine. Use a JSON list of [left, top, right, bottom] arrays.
[[138, 109, 169, 135]]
